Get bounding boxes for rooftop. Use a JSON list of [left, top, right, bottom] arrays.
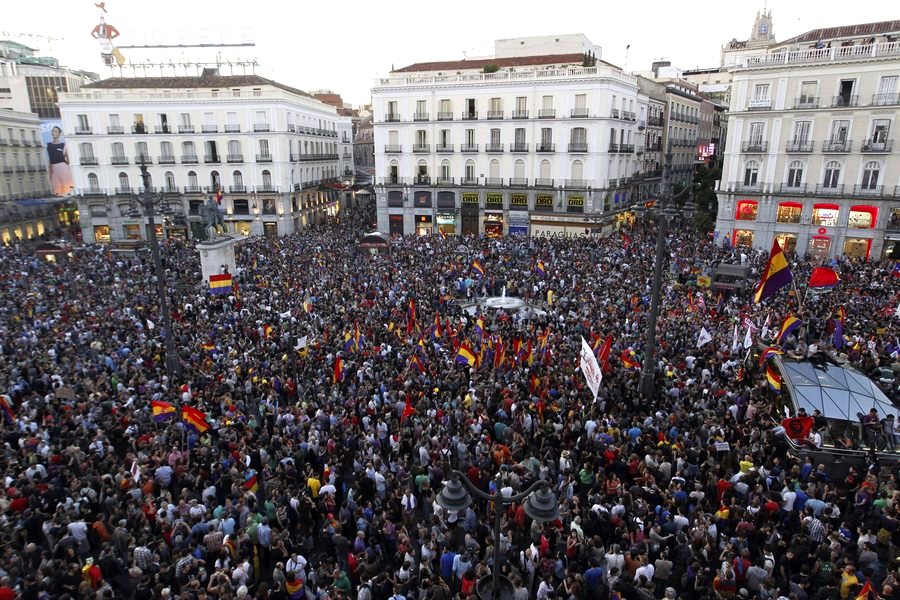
[[84, 73, 312, 98], [392, 52, 594, 73], [778, 19, 900, 46]]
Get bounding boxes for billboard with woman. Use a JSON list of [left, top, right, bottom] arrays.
[[45, 124, 73, 196]]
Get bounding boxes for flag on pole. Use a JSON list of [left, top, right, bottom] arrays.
[[766, 364, 782, 392], [209, 273, 233, 296], [761, 314, 771, 341], [781, 416, 814, 440], [431, 315, 442, 340], [438, 227, 447, 240], [620, 349, 641, 370], [732, 324, 740, 353], [753, 238, 793, 303], [535, 260, 547, 277], [759, 346, 784, 365], [471, 260, 485, 277], [743, 323, 753, 349], [407, 299, 417, 334], [776, 315, 803, 345], [580, 337, 603, 401], [697, 327, 713, 348], [151, 400, 177, 422], [474, 316, 484, 340], [808, 267, 841, 288], [410, 353, 426, 373], [182, 405, 209, 434], [455, 342, 476, 366], [333, 357, 344, 383]]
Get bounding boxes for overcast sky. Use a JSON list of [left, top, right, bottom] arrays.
[[4, 0, 897, 107]]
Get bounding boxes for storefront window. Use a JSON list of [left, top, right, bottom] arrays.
[[890, 207, 900, 231], [123, 224, 142, 240], [485, 193, 503, 209], [436, 213, 456, 234], [776, 203, 802, 224], [774, 233, 797, 255], [735, 200, 758, 221], [484, 213, 504, 238], [389, 214, 404, 236], [415, 215, 433, 236], [733, 229, 754, 247], [842, 238, 870, 260], [812, 205, 839, 227], [535, 194, 554, 211], [93, 225, 111, 243], [848, 206, 876, 229], [233, 221, 252, 236], [264, 222, 278, 237], [808, 237, 831, 259], [567, 195, 585, 213], [1, 229, 9, 245]]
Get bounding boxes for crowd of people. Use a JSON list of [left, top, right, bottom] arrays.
[[0, 203, 898, 600]]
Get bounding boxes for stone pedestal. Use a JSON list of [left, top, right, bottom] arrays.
[[197, 235, 240, 283]]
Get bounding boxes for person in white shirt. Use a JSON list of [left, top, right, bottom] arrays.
[[781, 485, 797, 512], [634, 557, 655, 582]]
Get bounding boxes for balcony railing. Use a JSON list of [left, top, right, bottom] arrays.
[[793, 97, 819, 109], [741, 141, 769, 153], [569, 143, 588, 152], [785, 139, 814, 152], [413, 112, 429, 121], [748, 98, 771, 110], [485, 177, 504, 187], [255, 185, 278, 193], [487, 110, 504, 120], [510, 143, 529, 152], [115, 186, 133, 195], [622, 111, 636, 121], [610, 108, 620, 119], [256, 154, 273, 162], [79, 157, 98, 166], [872, 93, 900, 106], [822, 140, 852, 152], [225, 124, 241, 133], [379, 177, 407, 187], [853, 185, 884, 196], [435, 177, 454, 186], [815, 184, 844, 195], [485, 144, 504, 152], [638, 120, 646, 129], [227, 154, 244, 163], [384, 145, 402, 153], [648, 116, 664, 127], [779, 183, 807, 194], [538, 109, 556, 118], [178, 125, 195, 133], [534, 178, 554, 188], [252, 124, 270, 132], [155, 125, 172, 134], [111, 156, 129, 165], [107, 125, 124, 134], [861, 139, 893, 153], [566, 179, 587, 188], [82, 187, 106, 196], [436, 144, 454, 152], [832, 95, 858, 108], [204, 155, 221, 163], [74, 126, 92, 135], [608, 143, 619, 153], [460, 177, 479, 186], [384, 114, 401, 122], [181, 155, 198, 164], [571, 108, 590, 118], [512, 110, 529, 119], [412, 144, 431, 153], [158, 155, 176, 164], [135, 155, 153, 164], [413, 176, 431, 185], [202, 125, 218, 133], [620, 144, 635, 153], [461, 112, 479, 121], [184, 185, 204, 194], [437, 112, 454, 121], [536, 143, 555, 152], [731, 182, 763, 193], [509, 177, 528, 187], [230, 185, 247, 193], [461, 144, 479, 153]]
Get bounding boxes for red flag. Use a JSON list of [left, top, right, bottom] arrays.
[[781, 416, 813, 440], [333, 357, 344, 383], [597, 335, 613, 373], [808, 267, 841, 288], [401, 398, 415, 423]]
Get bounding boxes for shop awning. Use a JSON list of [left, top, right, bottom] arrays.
[[358, 231, 391, 249]]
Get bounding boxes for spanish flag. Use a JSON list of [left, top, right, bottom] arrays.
[[182, 405, 209, 434], [333, 357, 344, 383], [151, 400, 177, 422], [776, 314, 803, 345], [620, 349, 641, 370], [471, 260, 485, 277], [494, 339, 506, 369], [263, 323, 273, 338], [766, 364, 782, 392], [455, 342, 476, 366], [753, 238, 793, 303], [242, 470, 259, 493]]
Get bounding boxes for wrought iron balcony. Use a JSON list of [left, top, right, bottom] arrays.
[[872, 93, 900, 106], [413, 112, 430, 122], [384, 145, 403, 153], [485, 144, 504, 152], [460, 177, 479, 186], [181, 155, 198, 164], [570, 108, 590, 118], [178, 125, 195, 133], [741, 141, 769, 153], [852, 185, 885, 196], [251, 124, 269, 132], [608, 143, 619, 153], [79, 157, 98, 166], [135, 155, 153, 164], [534, 178, 555, 188], [225, 124, 241, 133], [74, 126, 92, 135], [384, 114, 401, 122], [793, 97, 819, 109], [779, 183, 807, 194], [620, 144, 635, 153], [436, 144, 454, 152], [815, 184, 844, 195], [82, 187, 106, 196], [536, 143, 555, 152], [538, 109, 556, 118], [461, 144, 479, 152], [115, 186, 133, 194], [227, 154, 244, 163], [107, 126, 124, 134], [623, 111, 636, 121], [111, 155, 129, 165], [569, 143, 588, 152], [565, 179, 587, 188], [509, 177, 528, 187], [512, 110, 529, 119], [230, 185, 247, 193], [255, 185, 278, 193], [437, 112, 454, 121], [648, 116, 664, 127], [730, 182, 763, 193], [785, 139, 814, 152], [610, 108, 620, 119], [256, 154, 273, 163], [484, 177, 504, 187], [155, 125, 172, 134], [184, 185, 204, 194], [461, 112, 478, 121], [822, 140, 852, 152], [861, 139, 893, 153], [202, 125, 218, 133], [158, 155, 176, 164], [379, 177, 406, 187], [413, 175, 431, 185], [510, 143, 529, 152], [412, 144, 431, 153], [487, 111, 504, 120], [832, 95, 858, 108], [435, 177, 454, 186], [204, 155, 221, 163]]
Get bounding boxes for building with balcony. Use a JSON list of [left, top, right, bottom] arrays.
[[373, 34, 646, 237], [715, 20, 900, 260], [58, 70, 354, 242], [635, 76, 666, 201]]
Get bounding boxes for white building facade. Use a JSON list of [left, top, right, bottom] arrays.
[[715, 23, 900, 260], [372, 37, 645, 238], [58, 72, 354, 243]]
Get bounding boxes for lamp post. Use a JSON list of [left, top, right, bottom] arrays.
[[436, 470, 560, 600], [635, 144, 695, 400], [129, 157, 183, 379]]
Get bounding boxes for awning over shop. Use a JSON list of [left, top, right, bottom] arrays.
[[358, 231, 391, 249]]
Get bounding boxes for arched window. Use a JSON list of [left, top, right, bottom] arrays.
[[111, 142, 125, 159], [187, 171, 198, 188], [823, 161, 841, 188], [465, 159, 475, 181], [571, 160, 583, 181], [743, 160, 759, 186], [440, 159, 450, 181], [539, 159, 551, 180], [210, 170, 220, 190], [118, 172, 129, 191], [135, 141, 149, 162], [861, 160, 880, 189], [786, 160, 803, 188], [489, 159, 500, 179], [261, 169, 272, 188], [232, 170, 243, 188], [160, 141, 173, 159], [417, 160, 428, 180], [164, 171, 175, 191], [79, 142, 94, 159], [514, 159, 525, 179], [87, 172, 99, 191]]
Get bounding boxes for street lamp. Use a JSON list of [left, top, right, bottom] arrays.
[[636, 144, 695, 400], [128, 156, 183, 379], [436, 470, 560, 600]]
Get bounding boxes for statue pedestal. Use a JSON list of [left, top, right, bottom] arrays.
[[197, 235, 240, 283]]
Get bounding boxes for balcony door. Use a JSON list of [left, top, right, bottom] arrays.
[[829, 120, 849, 143], [793, 121, 811, 143], [748, 122, 765, 144]]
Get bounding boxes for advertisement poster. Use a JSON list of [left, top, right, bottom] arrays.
[[40, 119, 74, 196]]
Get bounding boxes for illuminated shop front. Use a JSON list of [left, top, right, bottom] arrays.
[[733, 229, 754, 247], [415, 214, 433, 236], [484, 211, 504, 237], [735, 200, 758, 221], [774, 233, 797, 254], [436, 212, 456, 235]]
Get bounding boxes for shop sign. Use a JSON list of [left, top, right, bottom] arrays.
[[567, 196, 584, 208], [485, 193, 503, 206], [462, 192, 479, 204], [510, 194, 528, 207], [535, 194, 554, 208]]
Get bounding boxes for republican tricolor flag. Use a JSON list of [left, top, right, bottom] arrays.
[[182, 405, 209, 434]]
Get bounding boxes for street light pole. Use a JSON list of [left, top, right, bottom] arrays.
[[637, 144, 694, 399], [136, 159, 183, 379]]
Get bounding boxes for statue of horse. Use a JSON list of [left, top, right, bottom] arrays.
[[199, 197, 226, 240]]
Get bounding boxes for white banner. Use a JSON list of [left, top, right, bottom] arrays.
[[697, 327, 712, 348], [579, 336, 603, 402]]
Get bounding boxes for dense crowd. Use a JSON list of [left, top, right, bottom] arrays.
[[0, 203, 898, 600]]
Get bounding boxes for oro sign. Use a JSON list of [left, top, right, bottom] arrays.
[[579, 336, 603, 401]]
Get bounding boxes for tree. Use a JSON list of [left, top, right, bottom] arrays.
[[692, 163, 721, 234]]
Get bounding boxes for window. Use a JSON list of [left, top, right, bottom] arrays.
[[514, 128, 525, 145], [164, 171, 175, 191], [79, 142, 94, 159], [542, 95, 553, 110], [876, 76, 898, 104], [262, 169, 272, 188], [490, 129, 500, 145], [743, 160, 759, 186], [440, 160, 450, 180], [575, 94, 586, 109], [118, 172, 129, 190], [489, 159, 500, 179], [180, 113, 191, 127], [748, 122, 765, 144], [108, 114, 120, 127], [210, 171, 220, 189], [823, 161, 841, 188], [514, 159, 525, 179], [869, 119, 890, 147], [516, 96, 526, 112], [490, 98, 502, 112], [792, 121, 811, 142], [439, 99, 451, 114], [182, 141, 195, 156], [799, 81, 817, 103], [786, 161, 803, 187], [416, 100, 426, 115], [465, 160, 475, 180], [187, 171, 198, 188], [160, 141, 173, 158], [87, 172, 99, 191], [735, 200, 758, 221], [812, 204, 839, 226], [415, 130, 427, 145], [753, 84, 770, 101], [227, 112, 238, 125], [465, 129, 475, 145], [387, 101, 398, 118], [135, 141, 148, 161], [539, 159, 551, 180], [861, 161, 880, 189], [259, 139, 270, 156], [233, 170, 243, 187], [571, 127, 586, 144], [204, 112, 215, 126], [228, 140, 241, 156], [848, 206, 876, 229], [388, 130, 399, 146], [830, 120, 849, 143], [77, 114, 89, 130], [233, 199, 249, 215], [133, 114, 145, 132], [571, 160, 583, 180], [776, 203, 802, 224], [439, 129, 450, 146]]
